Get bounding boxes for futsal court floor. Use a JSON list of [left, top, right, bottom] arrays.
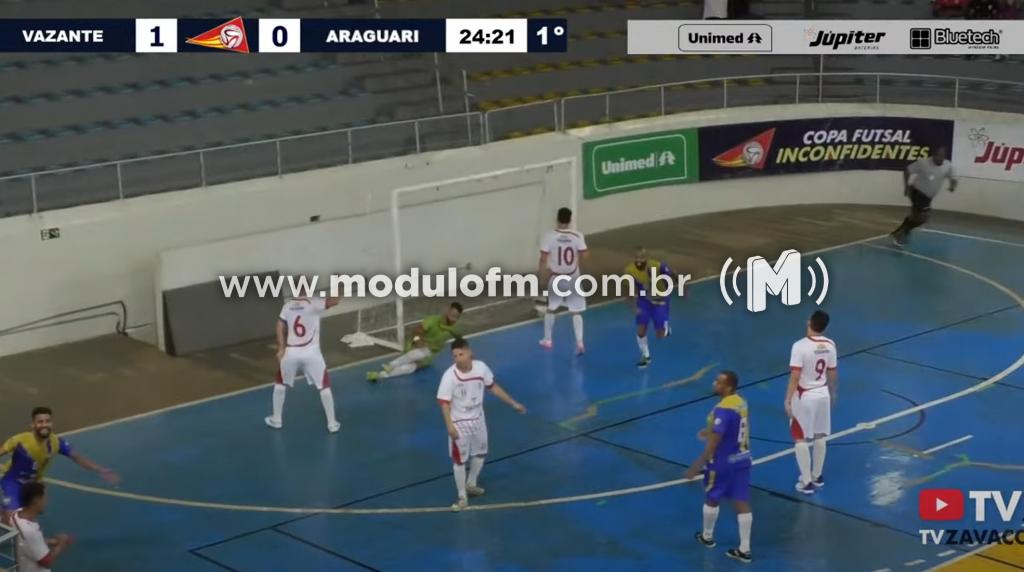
[[27, 227, 1024, 572]]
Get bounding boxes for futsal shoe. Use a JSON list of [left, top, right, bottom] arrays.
[[726, 548, 752, 563], [812, 475, 824, 488], [637, 356, 651, 369], [694, 532, 716, 548], [327, 421, 341, 433], [539, 339, 553, 350], [450, 498, 469, 512], [366, 371, 380, 382], [795, 481, 816, 495], [890, 233, 906, 248], [576, 342, 585, 355], [467, 485, 485, 497], [264, 416, 282, 429]]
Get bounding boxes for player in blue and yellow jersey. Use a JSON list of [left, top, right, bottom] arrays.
[[625, 247, 676, 368], [1, 407, 119, 520], [683, 370, 754, 563]]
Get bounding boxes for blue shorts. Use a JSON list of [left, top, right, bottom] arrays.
[[703, 465, 751, 503], [636, 298, 670, 331], [1, 477, 23, 511]]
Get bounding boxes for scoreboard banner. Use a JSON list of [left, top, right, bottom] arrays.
[[628, 20, 1024, 55], [0, 18, 568, 52], [697, 117, 954, 181]]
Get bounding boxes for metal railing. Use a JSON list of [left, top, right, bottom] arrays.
[[3, 72, 1024, 217], [482, 72, 1024, 140], [0, 112, 484, 217]]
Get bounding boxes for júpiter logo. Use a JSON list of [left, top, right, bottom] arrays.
[[805, 26, 885, 51], [909, 27, 1001, 51], [919, 489, 1024, 546], [677, 24, 772, 52]]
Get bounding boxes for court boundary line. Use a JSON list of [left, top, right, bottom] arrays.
[[923, 228, 1024, 249], [45, 236, 1024, 520], [58, 231, 890, 439]]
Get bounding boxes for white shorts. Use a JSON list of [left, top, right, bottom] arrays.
[[277, 346, 328, 390], [547, 275, 587, 313], [449, 417, 488, 463], [790, 388, 831, 440]]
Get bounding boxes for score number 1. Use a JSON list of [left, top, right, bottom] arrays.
[[527, 19, 568, 52]]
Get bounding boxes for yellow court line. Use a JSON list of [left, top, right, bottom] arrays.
[[47, 235, 1024, 519]]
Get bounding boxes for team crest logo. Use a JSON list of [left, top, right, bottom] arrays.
[[186, 17, 250, 53], [712, 128, 776, 169]]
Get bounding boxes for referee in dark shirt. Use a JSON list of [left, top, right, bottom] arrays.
[[891, 146, 957, 247]]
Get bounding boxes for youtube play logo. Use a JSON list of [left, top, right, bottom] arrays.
[[919, 489, 965, 521]]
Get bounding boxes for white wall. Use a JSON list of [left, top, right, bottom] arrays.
[[2, 103, 1022, 356]]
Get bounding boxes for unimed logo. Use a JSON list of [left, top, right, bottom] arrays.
[[919, 489, 1024, 546]]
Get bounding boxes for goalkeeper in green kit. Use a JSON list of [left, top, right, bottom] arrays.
[[366, 302, 463, 381]]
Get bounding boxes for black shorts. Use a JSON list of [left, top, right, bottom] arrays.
[[908, 187, 933, 213]]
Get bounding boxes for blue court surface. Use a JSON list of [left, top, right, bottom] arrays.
[[40, 228, 1024, 572]]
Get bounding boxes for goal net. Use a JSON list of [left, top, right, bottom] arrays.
[[342, 157, 578, 350]]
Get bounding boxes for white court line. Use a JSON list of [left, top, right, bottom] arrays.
[[923, 543, 991, 572], [920, 435, 974, 456], [59, 232, 889, 439], [923, 228, 1024, 249], [47, 235, 1024, 517], [869, 568, 893, 572], [904, 560, 926, 567], [936, 550, 957, 558]]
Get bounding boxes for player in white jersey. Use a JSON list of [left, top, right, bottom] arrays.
[[785, 310, 838, 495], [436, 338, 526, 511], [11, 483, 72, 572], [265, 296, 341, 433], [538, 207, 589, 355]]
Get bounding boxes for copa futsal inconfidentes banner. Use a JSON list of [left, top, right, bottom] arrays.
[[697, 117, 954, 181]]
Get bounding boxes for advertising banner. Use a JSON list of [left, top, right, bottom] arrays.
[[582, 128, 700, 199], [698, 117, 954, 181], [952, 122, 1024, 183]]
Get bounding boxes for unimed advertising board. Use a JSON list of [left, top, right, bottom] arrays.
[[582, 129, 699, 198]]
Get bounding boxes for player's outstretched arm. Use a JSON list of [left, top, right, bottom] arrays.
[[488, 383, 526, 414], [69, 451, 120, 485], [0, 438, 14, 458], [683, 433, 721, 480]]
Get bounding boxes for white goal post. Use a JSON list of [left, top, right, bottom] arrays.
[[343, 156, 578, 350]]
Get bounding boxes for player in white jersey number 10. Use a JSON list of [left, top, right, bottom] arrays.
[[437, 338, 526, 512], [784, 310, 838, 495], [266, 296, 342, 433], [538, 207, 589, 355]]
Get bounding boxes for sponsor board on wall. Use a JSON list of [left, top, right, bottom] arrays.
[[953, 122, 1024, 183], [628, 20, 1024, 55], [697, 117, 954, 181], [582, 128, 700, 199]]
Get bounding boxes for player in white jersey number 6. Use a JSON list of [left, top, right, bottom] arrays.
[[437, 338, 526, 512], [785, 310, 838, 495], [266, 296, 342, 433]]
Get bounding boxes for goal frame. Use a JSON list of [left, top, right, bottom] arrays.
[[387, 156, 579, 348]]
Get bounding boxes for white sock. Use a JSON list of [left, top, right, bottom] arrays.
[[737, 512, 753, 553], [702, 504, 719, 540], [571, 313, 584, 344], [637, 335, 650, 358], [812, 437, 827, 479], [319, 388, 337, 425], [795, 441, 812, 485], [453, 463, 467, 500], [380, 363, 417, 378], [271, 384, 286, 422], [468, 456, 484, 487], [543, 313, 555, 341]]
